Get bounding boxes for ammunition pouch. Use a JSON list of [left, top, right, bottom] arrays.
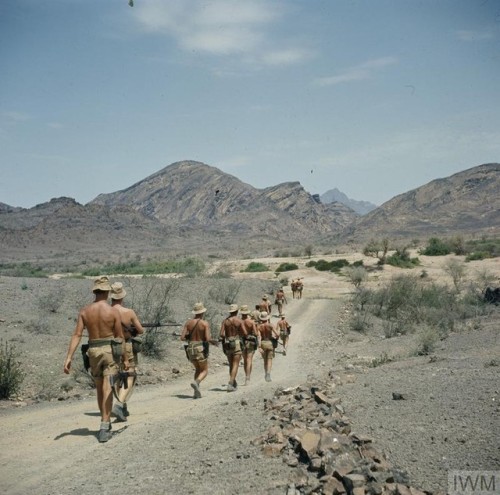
[[131, 336, 143, 354], [111, 337, 124, 360], [81, 344, 90, 372], [271, 338, 278, 349], [202, 341, 210, 359]]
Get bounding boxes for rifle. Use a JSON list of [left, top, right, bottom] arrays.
[[142, 322, 182, 328]]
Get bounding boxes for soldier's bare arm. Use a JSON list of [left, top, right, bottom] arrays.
[[63, 311, 85, 374]]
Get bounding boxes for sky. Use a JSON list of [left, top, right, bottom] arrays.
[[1, 0, 499, 209]]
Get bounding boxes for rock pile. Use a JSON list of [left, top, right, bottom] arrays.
[[252, 377, 433, 495]]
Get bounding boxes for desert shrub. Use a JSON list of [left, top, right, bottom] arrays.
[[414, 326, 439, 355], [0, 262, 49, 278], [305, 260, 316, 268], [275, 262, 298, 272], [308, 259, 350, 272], [352, 260, 364, 267], [37, 290, 62, 313], [352, 287, 372, 310], [278, 277, 289, 287], [386, 247, 420, 268], [304, 245, 314, 258], [369, 352, 394, 368], [81, 257, 205, 277], [141, 327, 166, 359], [450, 235, 466, 255], [26, 317, 51, 335], [208, 280, 243, 305], [349, 312, 372, 333], [363, 238, 389, 264], [242, 262, 269, 272], [0, 340, 24, 399], [464, 237, 500, 259], [420, 237, 451, 256], [346, 266, 368, 289], [444, 259, 467, 292]]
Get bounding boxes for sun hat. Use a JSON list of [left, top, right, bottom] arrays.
[[93, 276, 111, 292], [280, 313, 286, 317], [110, 282, 127, 300], [192, 302, 207, 314], [229, 304, 239, 313], [239, 305, 250, 315], [262, 295, 268, 300], [259, 311, 270, 321]]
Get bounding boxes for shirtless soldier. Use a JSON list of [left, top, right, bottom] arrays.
[[276, 313, 291, 356], [274, 287, 287, 316], [220, 304, 247, 392], [258, 295, 272, 315], [240, 305, 260, 386], [110, 282, 144, 421], [63, 276, 127, 443], [180, 302, 211, 399], [258, 312, 279, 382]]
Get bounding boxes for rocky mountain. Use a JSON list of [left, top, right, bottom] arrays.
[[90, 161, 357, 237], [321, 188, 377, 215], [1, 161, 498, 267], [342, 163, 500, 242], [0, 161, 357, 266]]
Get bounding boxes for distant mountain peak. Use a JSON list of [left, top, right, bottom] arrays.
[[321, 188, 377, 215]]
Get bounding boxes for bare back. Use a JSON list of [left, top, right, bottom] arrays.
[[80, 300, 122, 340], [258, 322, 275, 340], [182, 318, 210, 342], [221, 315, 246, 338]]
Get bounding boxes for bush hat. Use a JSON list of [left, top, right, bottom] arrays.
[[192, 302, 207, 314], [262, 295, 268, 300], [93, 276, 111, 292], [259, 311, 270, 321], [110, 282, 127, 300], [239, 305, 251, 315], [229, 304, 239, 313]]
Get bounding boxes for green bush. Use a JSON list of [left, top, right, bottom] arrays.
[[241, 262, 269, 272], [420, 237, 451, 256], [0, 340, 24, 399], [0, 262, 49, 278], [386, 247, 420, 268], [82, 257, 205, 277], [414, 326, 439, 355], [275, 262, 298, 272]]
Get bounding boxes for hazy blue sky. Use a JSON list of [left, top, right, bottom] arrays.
[[1, 0, 499, 208]]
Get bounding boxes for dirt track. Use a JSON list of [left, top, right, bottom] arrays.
[[0, 296, 342, 495], [1, 263, 499, 495]]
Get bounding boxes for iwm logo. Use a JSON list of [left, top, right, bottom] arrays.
[[449, 471, 499, 495]]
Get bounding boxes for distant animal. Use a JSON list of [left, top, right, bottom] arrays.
[[484, 287, 500, 304]]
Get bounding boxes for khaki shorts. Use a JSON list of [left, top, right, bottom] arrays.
[[124, 342, 137, 368], [88, 346, 119, 379], [244, 339, 257, 353], [187, 342, 207, 363], [260, 340, 274, 359], [224, 337, 242, 357]]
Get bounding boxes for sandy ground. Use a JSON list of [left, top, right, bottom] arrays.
[[0, 253, 499, 494]]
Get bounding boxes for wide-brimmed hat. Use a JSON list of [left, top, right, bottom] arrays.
[[239, 304, 250, 315], [192, 302, 207, 314], [259, 311, 270, 321], [262, 295, 268, 300], [229, 303, 239, 313], [93, 276, 111, 292], [280, 313, 286, 317], [110, 282, 127, 300]]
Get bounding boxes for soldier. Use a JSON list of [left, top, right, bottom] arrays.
[[220, 303, 247, 392], [274, 286, 287, 316], [257, 312, 279, 382], [276, 313, 291, 356], [180, 302, 211, 399], [63, 276, 127, 443], [109, 282, 144, 422], [251, 304, 261, 322], [258, 294, 272, 314], [240, 305, 260, 386]]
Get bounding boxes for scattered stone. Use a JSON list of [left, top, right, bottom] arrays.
[[256, 378, 429, 495], [392, 392, 405, 400]]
